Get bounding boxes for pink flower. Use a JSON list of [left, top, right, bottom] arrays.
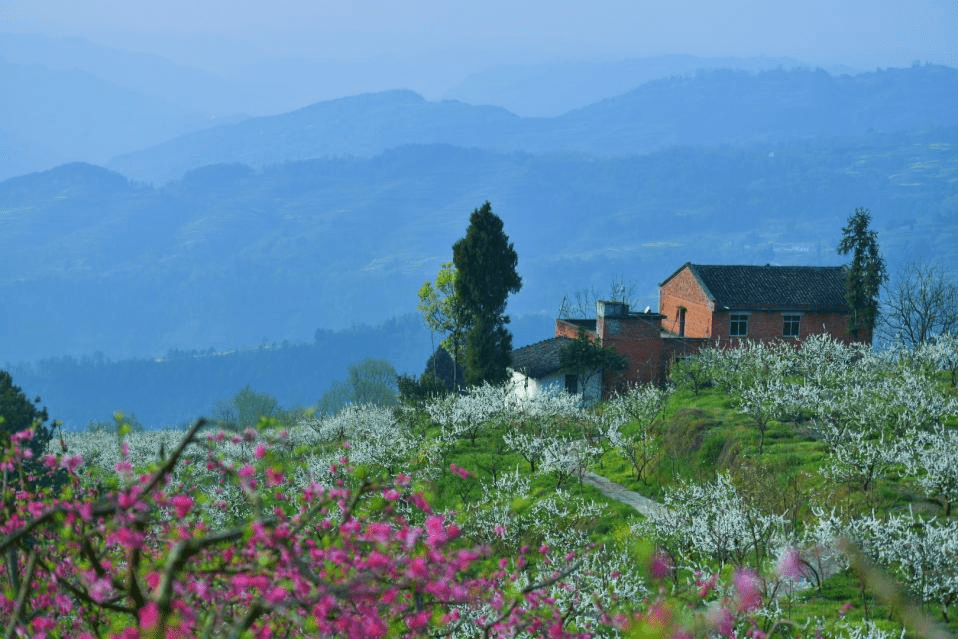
[[708, 606, 735, 637], [266, 467, 284, 487], [171, 494, 194, 519], [449, 463, 472, 478], [138, 602, 159, 630], [265, 586, 287, 604], [777, 548, 803, 578], [650, 552, 671, 580], [408, 557, 429, 579], [734, 569, 762, 612], [63, 455, 83, 473], [254, 444, 267, 459], [406, 610, 431, 631]]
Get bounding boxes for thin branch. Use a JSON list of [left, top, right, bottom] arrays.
[[3, 548, 36, 639]]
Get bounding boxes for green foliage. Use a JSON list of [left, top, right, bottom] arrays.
[[838, 207, 888, 339], [0, 369, 54, 462], [347, 358, 399, 405], [397, 373, 447, 405], [452, 201, 522, 386], [214, 384, 280, 429], [87, 411, 145, 435], [421, 347, 464, 394], [317, 358, 399, 415], [560, 328, 627, 398], [418, 262, 467, 389], [462, 316, 514, 387]]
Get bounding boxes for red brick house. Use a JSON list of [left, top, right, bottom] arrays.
[[659, 263, 865, 344], [519, 263, 866, 396]]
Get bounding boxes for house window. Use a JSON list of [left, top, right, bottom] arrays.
[[565, 374, 579, 394], [730, 314, 749, 337], [783, 314, 801, 337], [678, 307, 687, 337]]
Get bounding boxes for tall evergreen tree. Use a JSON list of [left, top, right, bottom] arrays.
[[453, 202, 522, 385], [837, 207, 887, 340]]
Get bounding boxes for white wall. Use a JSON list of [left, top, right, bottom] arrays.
[[508, 368, 602, 405]]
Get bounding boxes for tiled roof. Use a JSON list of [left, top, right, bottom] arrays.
[[686, 263, 850, 311], [510, 337, 574, 378]]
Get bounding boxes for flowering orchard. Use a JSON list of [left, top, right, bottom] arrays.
[[4, 336, 958, 637], [4, 419, 627, 638], [3, 384, 808, 639], [663, 334, 958, 634]]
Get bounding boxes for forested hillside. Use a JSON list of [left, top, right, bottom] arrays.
[[2, 126, 956, 364]]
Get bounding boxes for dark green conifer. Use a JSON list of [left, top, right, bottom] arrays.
[[453, 202, 522, 385]]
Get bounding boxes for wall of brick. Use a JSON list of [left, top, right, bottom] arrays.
[[597, 312, 669, 390], [603, 336, 667, 391], [659, 266, 714, 338], [710, 310, 862, 344], [555, 319, 588, 340]]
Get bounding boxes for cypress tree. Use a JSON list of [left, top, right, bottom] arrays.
[[452, 202, 522, 385]]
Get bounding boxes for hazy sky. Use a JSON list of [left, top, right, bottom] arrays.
[[5, 0, 957, 72]]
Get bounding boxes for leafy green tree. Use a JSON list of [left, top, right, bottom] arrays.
[[452, 202, 522, 385], [317, 380, 352, 417], [214, 385, 280, 429], [423, 347, 465, 393], [0, 369, 54, 463], [347, 358, 399, 406], [837, 207, 887, 340], [417, 262, 467, 389], [397, 372, 447, 405], [318, 358, 399, 415], [559, 328, 627, 399]]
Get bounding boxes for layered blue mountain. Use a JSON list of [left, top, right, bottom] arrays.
[[108, 65, 958, 184], [441, 54, 854, 117]]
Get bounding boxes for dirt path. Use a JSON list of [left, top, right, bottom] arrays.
[[581, 471, 664, 518]]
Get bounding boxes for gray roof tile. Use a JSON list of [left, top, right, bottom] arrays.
[[510, 337, 574, 378], [687, 263, 849, 311]]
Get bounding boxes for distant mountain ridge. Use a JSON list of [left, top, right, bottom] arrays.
[[441, 54, 861, 117], [110, 90, 522, 184], [108, 65, 958, 184]]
